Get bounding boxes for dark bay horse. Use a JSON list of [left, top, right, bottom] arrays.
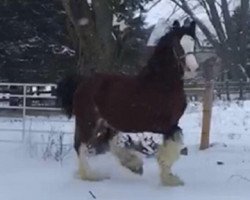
[[57, 20, 198, 186]]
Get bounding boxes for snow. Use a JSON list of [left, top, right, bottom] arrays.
[[145, 0, 241, 27], [147, 18, 170, 46], [1, 100, 250, 200], [78, 18, 89, 26]]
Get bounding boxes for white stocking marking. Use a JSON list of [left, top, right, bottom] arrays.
[[109, 135, 143, 174], [157, 134, 184, 186], [77, 143, 109, 181]]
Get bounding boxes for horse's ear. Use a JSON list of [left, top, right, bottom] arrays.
[[173, 20, 180, 29], [183, 18, 191, 27], [186, 21, 196, 38], [190, 21, 196, 38]]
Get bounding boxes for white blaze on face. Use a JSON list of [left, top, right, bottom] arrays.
[[180, 35, 199, 79]]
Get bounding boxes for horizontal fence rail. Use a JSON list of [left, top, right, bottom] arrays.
[[0, 83, 72, 143], [185, 80, 250, 100]]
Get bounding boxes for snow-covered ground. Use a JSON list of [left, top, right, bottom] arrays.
[[1, 100, 250, 200]]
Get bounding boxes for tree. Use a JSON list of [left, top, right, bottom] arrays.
[[170, 0, 250, 81], [61, 0, 154, 75], [231, 6, 250, 76], [0, 0, 76, 83]]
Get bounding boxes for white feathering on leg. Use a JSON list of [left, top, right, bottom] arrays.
[[157, 131, 184, 186], [77, 143, 109, 181], [109, 135, 143, 174]]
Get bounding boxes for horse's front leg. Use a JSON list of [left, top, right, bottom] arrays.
[[75, 123, 109, 181], [76, 143, 110, 181], [109, 134, 144, 175], [157, 126, 184, 186]]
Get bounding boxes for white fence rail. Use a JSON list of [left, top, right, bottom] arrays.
[[0, 83, 74, 143]]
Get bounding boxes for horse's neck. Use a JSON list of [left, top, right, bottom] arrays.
[[138, 52, 183, 86]]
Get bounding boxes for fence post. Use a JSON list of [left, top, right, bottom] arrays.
[[200, 57, 215, 150], [22, 84, 27, 141], [225, 80, 230, 101], [239, 79, 243, 100], [200, 80, 214, 150]]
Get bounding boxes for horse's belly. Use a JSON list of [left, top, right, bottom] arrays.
[[97, 94, 178, 133]]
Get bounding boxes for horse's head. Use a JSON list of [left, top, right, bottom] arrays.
[[144, 19, 199, 81], [171, 20, 199, 79]]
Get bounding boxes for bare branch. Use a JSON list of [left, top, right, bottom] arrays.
[[215, 1, 222, 7], [221, 0, 233, 43], [165, 4, 180, 22], [145, 0, 162, 12], [198, 0, 212, 22], [170, 0, 221, 49], [170, 0, 250, 80], [205, 0, 226, 43], [238, 64, 250, 82], [238, 0, 250, 69]]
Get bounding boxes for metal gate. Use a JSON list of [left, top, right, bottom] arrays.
[[0, 83, 74, 143]]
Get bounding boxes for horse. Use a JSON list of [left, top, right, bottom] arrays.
[[57, 20, 199, 186]]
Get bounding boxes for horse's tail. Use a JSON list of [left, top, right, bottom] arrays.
[[56, 74, 81, 118]]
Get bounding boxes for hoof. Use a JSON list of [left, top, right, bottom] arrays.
[[128, 165, 143, 175], [161, 174, 184, 186], [121, 153, 144, 175], [76, 170, 109, 181]]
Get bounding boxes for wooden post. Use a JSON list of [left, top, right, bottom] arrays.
[[225, 80, 230, 101], [239, 79, 243, 100], [200, 80, 214, 150], [200, 57, 215, 150]]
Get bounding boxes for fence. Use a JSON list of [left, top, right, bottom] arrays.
[[0, 83, 73, 143], [185, 80, 250, 101], [214, 80, 250, 100]]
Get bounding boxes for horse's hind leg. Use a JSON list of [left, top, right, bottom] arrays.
[[157, 126, 184, 186], [77, 143, 95, 180], [109, 134, 143, 175], [75, 123, 109, 181]]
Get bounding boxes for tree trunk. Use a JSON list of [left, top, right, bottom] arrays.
[[62, 0, 116, 75], [92, 0, 116, 72], [238, 0, 249, 77]]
